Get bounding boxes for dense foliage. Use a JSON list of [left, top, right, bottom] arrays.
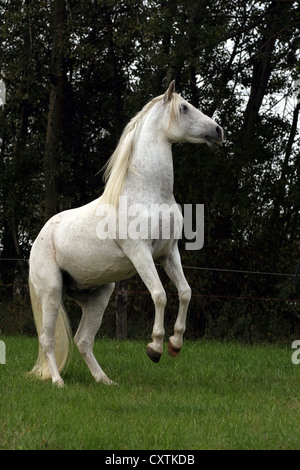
[[0, 0, 299, 341]]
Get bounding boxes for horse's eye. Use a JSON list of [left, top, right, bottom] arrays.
[[181, 104, 188, 113]]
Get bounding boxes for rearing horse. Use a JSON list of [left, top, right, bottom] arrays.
[[28, 81, 224, 387]]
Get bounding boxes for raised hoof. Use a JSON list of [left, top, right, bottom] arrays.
[[146, 346, 162, 363], [167, 340, 181, 358]]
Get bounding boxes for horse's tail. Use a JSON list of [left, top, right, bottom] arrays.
[[28, 278, 72, 380]]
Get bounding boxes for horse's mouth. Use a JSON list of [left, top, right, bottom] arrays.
[[204, 135, 214, 143], [204, 135, 223, 145]]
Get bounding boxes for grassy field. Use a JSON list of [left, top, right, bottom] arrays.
[[1, 335, 300, 450]]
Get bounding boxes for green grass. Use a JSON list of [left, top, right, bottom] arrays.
[[1, 336, 300, 450]]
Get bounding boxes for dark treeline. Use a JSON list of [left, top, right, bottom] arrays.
[[0, 0, 299, 341]]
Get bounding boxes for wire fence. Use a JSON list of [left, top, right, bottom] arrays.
[[1, 258, 299, 303]]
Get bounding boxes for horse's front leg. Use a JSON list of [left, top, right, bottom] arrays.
[[161, 243, 191, 357], [124, 244, 167, 362]]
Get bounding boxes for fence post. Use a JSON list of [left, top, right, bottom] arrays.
[[115, 279, 128, 340]]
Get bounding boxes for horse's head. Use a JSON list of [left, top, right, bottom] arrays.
[[161, 80, 224, 146]]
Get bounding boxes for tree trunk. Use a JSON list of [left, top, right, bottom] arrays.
[[240, 1, 290, 151], [272, 100, 300, 235], [44, 0, 65, 221]]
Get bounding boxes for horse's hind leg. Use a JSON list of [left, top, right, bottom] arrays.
[[39, 305, 64, 387], [72, 283, 116, 385], [38, 281, 65, 387]]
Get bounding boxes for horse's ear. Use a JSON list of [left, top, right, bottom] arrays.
[[163, 80, 176, 103]]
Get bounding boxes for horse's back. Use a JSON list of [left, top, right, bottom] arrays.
[[31, 199, 135, 289]]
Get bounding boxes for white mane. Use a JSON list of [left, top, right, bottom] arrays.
[[101, 93, 182, 207]]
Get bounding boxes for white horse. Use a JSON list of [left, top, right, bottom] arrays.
[[28, 81, 223, 387]]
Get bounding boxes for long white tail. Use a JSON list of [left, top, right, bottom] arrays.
[[28, 278, 72, 380]]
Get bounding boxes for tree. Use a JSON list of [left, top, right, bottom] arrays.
[[44, 0, 66, 220]]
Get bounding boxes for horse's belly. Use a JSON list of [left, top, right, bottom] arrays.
[[56, 234, 136, 289], [151, 238, 174, 259]]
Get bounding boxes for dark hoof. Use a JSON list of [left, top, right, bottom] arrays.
[[146, 346, 162, 363], [167, 340, 181, 357]]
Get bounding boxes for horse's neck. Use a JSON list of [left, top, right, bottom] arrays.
[[125, 128, 174, 203]]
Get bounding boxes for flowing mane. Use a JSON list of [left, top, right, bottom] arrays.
[[101, 92, 182, 207]]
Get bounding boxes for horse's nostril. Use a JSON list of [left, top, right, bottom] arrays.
[[216, 126, 222, 135]]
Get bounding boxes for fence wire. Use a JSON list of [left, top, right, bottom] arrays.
[[1, 258, 299, 303]]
